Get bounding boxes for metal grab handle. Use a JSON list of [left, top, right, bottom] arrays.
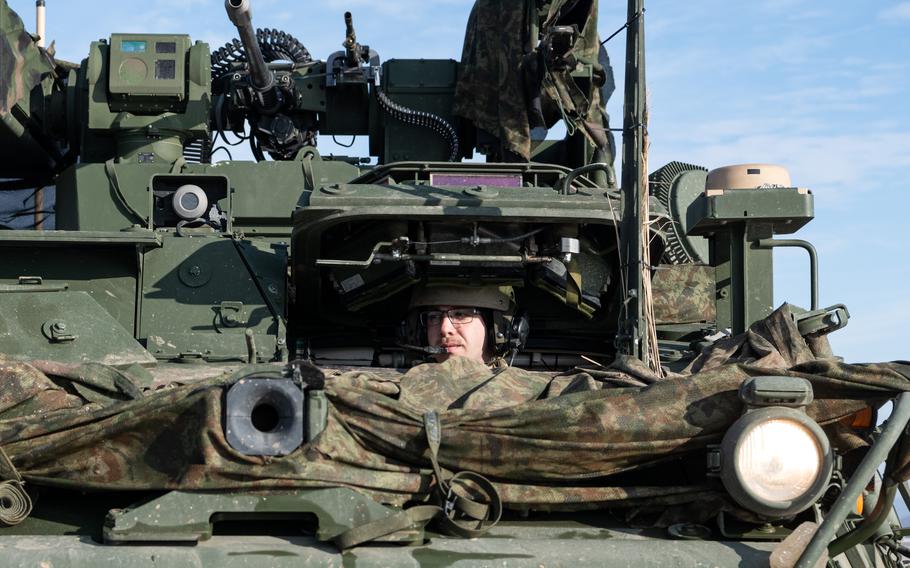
[[827, 481, 897, 556], [757, 238, 818, 310], [795, 392, 910, 567], [559, 163, 618, 193]]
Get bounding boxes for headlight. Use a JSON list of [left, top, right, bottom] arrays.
[[720, 407, 833, 518]]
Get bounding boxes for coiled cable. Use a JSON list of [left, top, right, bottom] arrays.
[[377, 88, 459, 162], [211, 28, 312, 82]]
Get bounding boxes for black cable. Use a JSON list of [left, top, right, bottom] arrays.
[[332, 135, 356, 148], [2, 208, 54, 221], [210, 146, 234, 161], [250, 132, 266, 162], [600, 9, 645, 46], [481, 227, 546, 243], [214, 95, 250, 147]]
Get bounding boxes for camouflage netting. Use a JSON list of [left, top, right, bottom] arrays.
[[0, 0, 47, 116], [454, 0, 613, 161], [1, 305, 910, 524], [1, 0, 63, 180]]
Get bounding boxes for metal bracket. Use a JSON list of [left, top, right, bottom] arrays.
[[217, 301, 246, 327], [792, 304, 849, 337], [103, 488, 423, 546], [717, 512, 791, 541]]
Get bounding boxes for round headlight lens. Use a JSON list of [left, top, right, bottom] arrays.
[[721, 407, 832, 518], [735, 418, 822, 502]]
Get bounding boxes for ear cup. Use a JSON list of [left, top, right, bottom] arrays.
[[489, 311, 512, 355], [402, 312, 426, 347]]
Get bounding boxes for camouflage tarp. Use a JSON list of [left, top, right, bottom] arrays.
[[454, 0, 613, 161], [0, 0, 48, 116], [1, 0, 59, 177], [652, 264, 715, 324], [1, 305, 909, 520]]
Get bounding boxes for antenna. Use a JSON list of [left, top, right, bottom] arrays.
[[619, 0, 648, 365], [34, 1, 47, 230], [35, 0, 45, 48]]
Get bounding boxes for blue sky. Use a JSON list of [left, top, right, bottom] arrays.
[[6, 0, 909, 363]]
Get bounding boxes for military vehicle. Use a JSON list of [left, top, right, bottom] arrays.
[[2, 0, 910, 565]]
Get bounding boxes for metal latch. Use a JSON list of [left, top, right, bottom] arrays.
[[177, 350, 205, 363], [42, 320, 77, 343], [706, 445, 722, 476], [792, 304, 849, 337], [18, 276, 43, 285]]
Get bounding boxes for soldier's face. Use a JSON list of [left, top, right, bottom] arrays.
[[426, 305, 487, 363]]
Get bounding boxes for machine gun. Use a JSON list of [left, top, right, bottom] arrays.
[[0, 0, 463, 176], [222, 0, 314, 160]]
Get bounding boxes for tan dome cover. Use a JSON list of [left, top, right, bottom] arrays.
[[706, 163, 792, 190]]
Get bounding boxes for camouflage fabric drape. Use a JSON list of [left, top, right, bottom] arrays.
[[0, 0, 49, 115], [454, 0, 612, 160], [1, 305, 909, 520], [652, 264, 715, 324]]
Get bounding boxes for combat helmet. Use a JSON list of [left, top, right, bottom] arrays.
[[409, 283, 514, 313]]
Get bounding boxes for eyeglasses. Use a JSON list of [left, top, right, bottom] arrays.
[[420, 308, 481, 326]]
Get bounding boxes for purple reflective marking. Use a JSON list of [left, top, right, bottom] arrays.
[[429, 174, 523, 188]]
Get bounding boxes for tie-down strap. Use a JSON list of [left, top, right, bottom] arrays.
[[333, 504, 439, 550], [330, 411, 502, 550], [0, 446, 31, 527], [423, 410, 503, 538]]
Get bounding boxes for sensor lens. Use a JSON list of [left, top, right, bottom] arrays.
[[180, 192, 199, 211], [172, 184, 208, 220]]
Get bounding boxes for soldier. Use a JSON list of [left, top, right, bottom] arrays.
[[408, 284, 516, 365]]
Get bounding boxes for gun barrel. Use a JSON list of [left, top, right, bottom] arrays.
[[344, 11, 356, 44], [343, 11, 360, 65], [224, 0, 273, 91]]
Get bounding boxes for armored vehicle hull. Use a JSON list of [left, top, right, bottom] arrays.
[[1, 1, 908, 567]]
